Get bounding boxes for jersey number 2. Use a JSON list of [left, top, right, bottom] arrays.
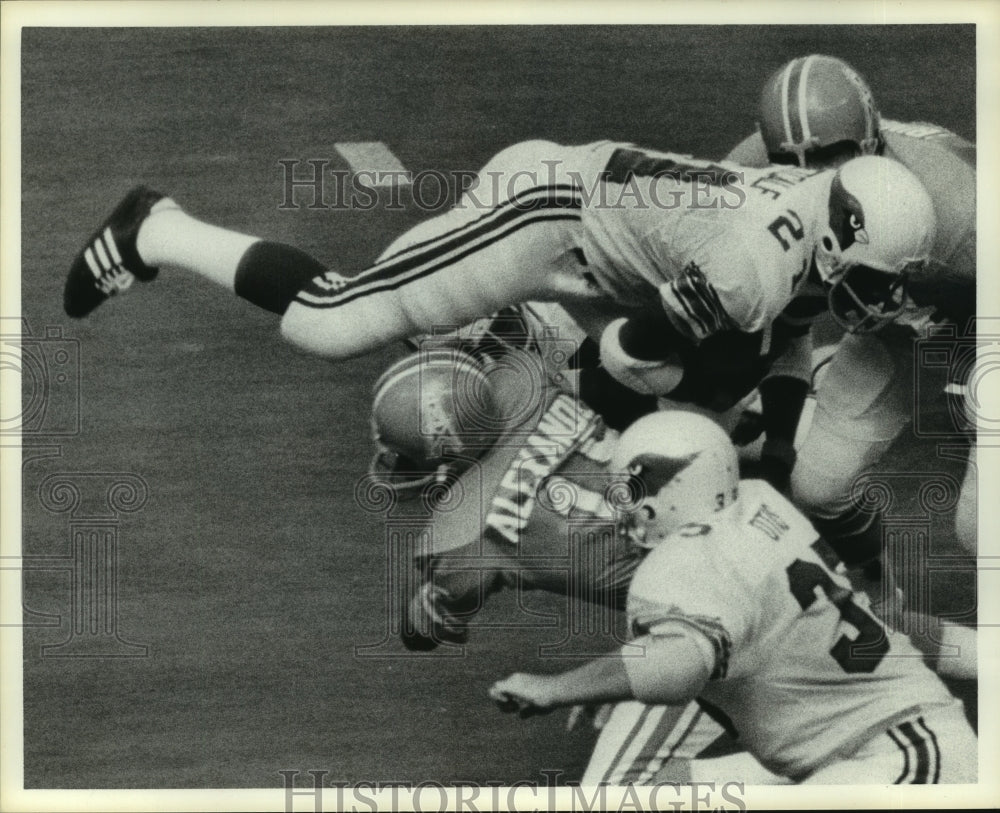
[[767, 210, 804, 251], [786, 539, 889, 673]]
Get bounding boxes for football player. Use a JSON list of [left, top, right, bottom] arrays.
[[369, 338, 760, 783], [586, 342, 976, 787], [490, 410, 978, 785], [64, 139, 934, 421], [725, 54, 977, 565], [367, 333, 638, 651]]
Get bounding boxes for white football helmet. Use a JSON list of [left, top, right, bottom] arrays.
[[610, 411, 739, 548], [370, 349, 503, 496], [815, 156, 937, 333]]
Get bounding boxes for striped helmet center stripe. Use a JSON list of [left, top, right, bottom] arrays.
[[797, 55, 818, 142], [779, 61, 795, 146], [784, 57, 807, 145]]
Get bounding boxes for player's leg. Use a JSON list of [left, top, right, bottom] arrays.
[[790, 332, 912, 567], [685, 751, 790, 785], [66, 141, 604, 361], [66, 144, 567, 317], [68, 172, 572, 325], [801, 703, 977, 784], [279, 141, 603, 359], [63, 187, 333, 318], [280, 215, 591, 359]]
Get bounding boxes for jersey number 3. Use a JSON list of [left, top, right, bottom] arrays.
[[786, 539, 889, 673]]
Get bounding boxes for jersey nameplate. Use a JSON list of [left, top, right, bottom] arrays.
[[749, 167, 816, 200], [484, 394, 600, 544], [748, 502, 791, 541]]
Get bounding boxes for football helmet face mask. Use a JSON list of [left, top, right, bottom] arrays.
[[815, 156, 937, 333], [370, 350, 502, 497], [611, 411, 739, 548], [759, 54, 882, 168]]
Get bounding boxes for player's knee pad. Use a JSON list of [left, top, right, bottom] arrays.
[[791, 406, 895, 517], [814, 333, 911, 438], [790, 460, 885, 566], [789, 458, 852, 517]]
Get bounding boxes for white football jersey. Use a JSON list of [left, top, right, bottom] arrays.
[[570, 142, 831, 342], [625, 479, 958, 780]]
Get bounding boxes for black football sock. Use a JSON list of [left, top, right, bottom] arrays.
[[233, 241, 330, 315], [810, 504, 883, 567]]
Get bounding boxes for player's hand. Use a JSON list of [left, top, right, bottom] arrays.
[[729, 407, 764, 447], [401, 582, 469, 652], [489, 673, 557, 718]]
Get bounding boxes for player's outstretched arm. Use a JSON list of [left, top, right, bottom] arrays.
[[489, 633, 711, 717], [489, 655, 633, 718]]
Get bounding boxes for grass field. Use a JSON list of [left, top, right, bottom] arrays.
[[18, 25, 977, 788]]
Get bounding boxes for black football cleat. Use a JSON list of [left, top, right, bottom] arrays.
[[64, 186, 166, 318]]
